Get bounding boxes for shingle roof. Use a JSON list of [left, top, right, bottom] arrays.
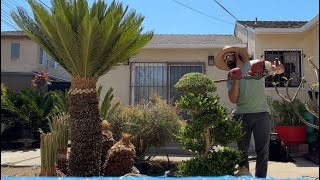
[[1, 31, 244, 45], [149, 34, 243, 45], [1, 31, 28, 37], [238, 21, 308, 29]]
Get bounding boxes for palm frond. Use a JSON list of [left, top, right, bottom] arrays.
[[11, 0, 153, 78]]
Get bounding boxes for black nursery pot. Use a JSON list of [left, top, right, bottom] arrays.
[[134, 162, 150, 175]]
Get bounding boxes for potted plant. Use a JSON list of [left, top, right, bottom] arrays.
[[272, 98, 308, 144]]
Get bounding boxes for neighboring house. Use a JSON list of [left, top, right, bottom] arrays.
[[1, 31, 71, 91], [98, 14, 319, 112]]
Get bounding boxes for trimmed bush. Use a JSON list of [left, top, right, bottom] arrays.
[[174, 72, 216, 93], [176, 148, 241, 176], [174, 72, 242, 176]]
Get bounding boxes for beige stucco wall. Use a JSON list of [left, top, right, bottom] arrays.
[[97, 48, 237, 111], [1, 36, 70, 81], [1, 37, 39, 73], [254, 24, 319, 103]]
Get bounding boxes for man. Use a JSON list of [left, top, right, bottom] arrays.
[[214, 46, 284, 178]]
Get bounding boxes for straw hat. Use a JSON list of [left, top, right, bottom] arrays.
[[215, 46, 249, 71]]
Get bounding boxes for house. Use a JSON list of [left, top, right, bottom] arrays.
[[1, 15, 318, 111], [1, 31, 71, 91], [234, 15, 319, 106], [98, 14, 319, 113], [1, 14, 318, 154], [98, 34, 246, 109]]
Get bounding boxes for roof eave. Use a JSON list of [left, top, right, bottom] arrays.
[[143, 43, 247, 49], [255, 28, 304, 34], [301, 14, 319, 32], [254, 14, 319, 34]]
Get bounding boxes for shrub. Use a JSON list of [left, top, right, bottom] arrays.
[[174, 73, 242, 176], [1, 88, 54, 139], [174, 72, 216, 93], [176, 148, 241, 176], [109, 94, 182, 159], [272, 98, 307, 126]]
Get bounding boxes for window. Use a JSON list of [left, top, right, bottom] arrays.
[[130, 62, 204, 105], [39, 48, 47, 65], [11, 43, 20, 59], [264, 50, 302, 88], [40, 48, 58, 69], [52, 61, 58, 69]]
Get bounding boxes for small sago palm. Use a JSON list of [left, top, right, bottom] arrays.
[[11, 0, 153, 176]]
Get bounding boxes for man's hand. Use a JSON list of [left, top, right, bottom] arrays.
[[228, 67, 242, 80], [249, 60, 265, 75], [271, 58, 284, 74]]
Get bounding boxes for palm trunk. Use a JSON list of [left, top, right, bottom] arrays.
[[68, 76, 102, 176]]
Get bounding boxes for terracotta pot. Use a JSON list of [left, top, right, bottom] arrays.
[[275, 126, 306, 144]]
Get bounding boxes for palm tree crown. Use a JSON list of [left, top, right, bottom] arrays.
[[11, 0, 153, 78]]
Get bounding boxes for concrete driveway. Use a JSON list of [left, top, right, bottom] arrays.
[[1, 149, 319, 178]]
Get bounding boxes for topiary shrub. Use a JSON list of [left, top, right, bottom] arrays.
[[174, 72, 216, 94], [175, 147, 241, 176], [174, 72, 242, 176]]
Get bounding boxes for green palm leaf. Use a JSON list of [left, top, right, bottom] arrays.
[[11, 0, 153, 78]]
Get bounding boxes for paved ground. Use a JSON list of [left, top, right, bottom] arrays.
[[1, 149, 319, 178]]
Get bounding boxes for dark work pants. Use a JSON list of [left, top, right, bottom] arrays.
[[233, 112, 271, 178]]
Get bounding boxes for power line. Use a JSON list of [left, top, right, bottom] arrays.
[[1, 16, 20, 30], [212, 0, 241, 22], [171, 0, 234, 25], [2, 19, 20, 31], [1, 8, 20, 30], [2, 0, 17, 11], [11, 0, 34, 16], [38, 0, 51, 10]]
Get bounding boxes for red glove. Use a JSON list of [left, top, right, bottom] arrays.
[[249, 60, 265, 75], [228, 67, 242, 80]]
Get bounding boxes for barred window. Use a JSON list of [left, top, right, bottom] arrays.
[[264, 50, 302, 88], [130, 62, 204, 105]]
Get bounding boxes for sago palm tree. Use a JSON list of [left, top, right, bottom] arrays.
[[11, 0, 153, 176]]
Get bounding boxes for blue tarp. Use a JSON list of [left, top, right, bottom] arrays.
[[1, 176, 317, 180]]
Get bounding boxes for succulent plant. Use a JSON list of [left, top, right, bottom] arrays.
[[100, 120, 116, 174], [103, 133, 135, 176]]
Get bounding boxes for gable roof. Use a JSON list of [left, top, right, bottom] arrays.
[[1, 31, 28, 37], [237, 21, 308, 29], [145, 34, 246, 48], [1, 31, 246, 48], [236, 14, 319, 34]]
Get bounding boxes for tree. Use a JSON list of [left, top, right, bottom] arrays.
[[174, 73, 243, 176], [11, 0, 153, 176]]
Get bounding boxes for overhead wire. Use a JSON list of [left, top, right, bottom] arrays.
[[171, 0, 234, 25], [38, 0, 51, 10], [1, 13, 20, 31], [212, 0, 241, 22], [1, 4, 21, 30], [212, 0, 250, 52], [1, 0, 35, 31]]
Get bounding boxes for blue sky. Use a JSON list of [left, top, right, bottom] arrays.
[[1, 0, 319, 34]]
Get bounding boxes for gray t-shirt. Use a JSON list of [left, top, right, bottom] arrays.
[[227, 59, 270, 114]]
